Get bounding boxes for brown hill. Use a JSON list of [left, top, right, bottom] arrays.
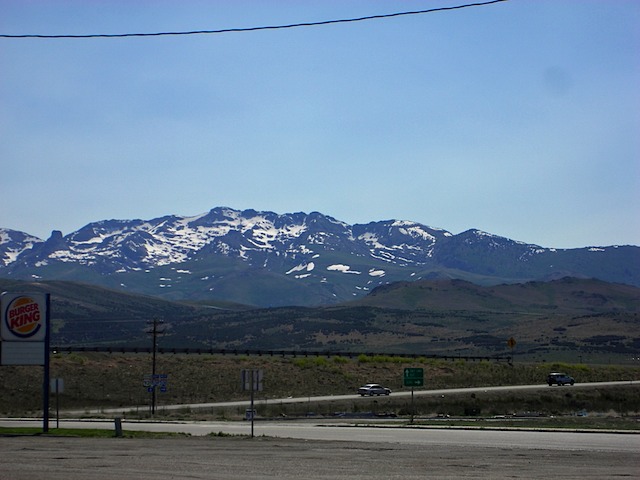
[[1, 277, 638, 363], [353, 277, 640, 313]]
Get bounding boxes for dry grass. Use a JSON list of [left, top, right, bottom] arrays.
[[1, 353, 638, 420]]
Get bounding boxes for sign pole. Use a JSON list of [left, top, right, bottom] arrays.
[[411, 387, 415, 424], [49, 378, 65, 429], [403, 367, 424, 425], [43, 294, 51, 433], [250, 383, 255, 438], [242, 369, 262, 438], [56, 381, 60, 429]]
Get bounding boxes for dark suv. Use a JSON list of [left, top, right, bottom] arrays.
[[547, 372, 575, 386]]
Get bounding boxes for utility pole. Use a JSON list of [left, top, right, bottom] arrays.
[[147, 319, 164, 415]]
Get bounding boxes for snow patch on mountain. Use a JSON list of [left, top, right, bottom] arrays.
[[286, 262, 315, 275], [327, 264, 361, 274], [392, 221, 438, 242], [358, 232, 385, 249]]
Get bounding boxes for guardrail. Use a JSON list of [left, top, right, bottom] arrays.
[[51, 345, 512, 363]]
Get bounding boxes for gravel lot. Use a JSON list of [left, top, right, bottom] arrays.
[[0, 435, 638, 479]]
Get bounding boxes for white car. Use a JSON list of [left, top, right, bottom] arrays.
[[358, 383, 391, 396]]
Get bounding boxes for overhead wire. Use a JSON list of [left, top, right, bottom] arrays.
[[0, 0, 509, 39]]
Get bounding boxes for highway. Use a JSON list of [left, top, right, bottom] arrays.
[[64, 379, 639, 415], [1, 417, 638, 480], [2, 417, 639, 452]]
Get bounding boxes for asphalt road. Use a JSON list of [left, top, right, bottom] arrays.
[[3, 417, 639, 451], [67, 380, 639, 415]]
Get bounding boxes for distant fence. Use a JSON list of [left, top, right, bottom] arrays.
[[51, 345, 512, 363]]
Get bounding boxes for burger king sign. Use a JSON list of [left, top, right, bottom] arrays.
[[1, 292, 48, 342]]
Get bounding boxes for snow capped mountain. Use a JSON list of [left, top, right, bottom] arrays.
[[4, 207, 449, 272], [0, 228, 42, 267], [1, 207, 638, 306]]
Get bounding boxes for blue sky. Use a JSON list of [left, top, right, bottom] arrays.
[[1, 0, 638, 249]]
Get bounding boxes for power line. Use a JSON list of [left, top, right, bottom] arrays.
[[1, 0, 508, 39]]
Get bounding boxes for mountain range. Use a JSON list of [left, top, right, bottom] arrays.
[[1, 206, 638, 307]]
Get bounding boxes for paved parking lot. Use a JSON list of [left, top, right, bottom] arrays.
[[1, 435, 638, 479]]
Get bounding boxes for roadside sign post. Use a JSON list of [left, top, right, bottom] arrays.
[[403, 368, 424, 424], [1, 292, 51, 433], [144, 373, 168, 415], [50, 378, 64, 429], [242, 369, 263, 438]]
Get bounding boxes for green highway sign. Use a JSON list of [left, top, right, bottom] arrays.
[[403, 367, 424, 387]]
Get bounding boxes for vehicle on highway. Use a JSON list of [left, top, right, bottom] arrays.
[[358, 383, 391, 396], [547, 372, 575, 386]]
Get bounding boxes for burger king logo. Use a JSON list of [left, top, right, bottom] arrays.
[[2, 294, 45, 340]]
